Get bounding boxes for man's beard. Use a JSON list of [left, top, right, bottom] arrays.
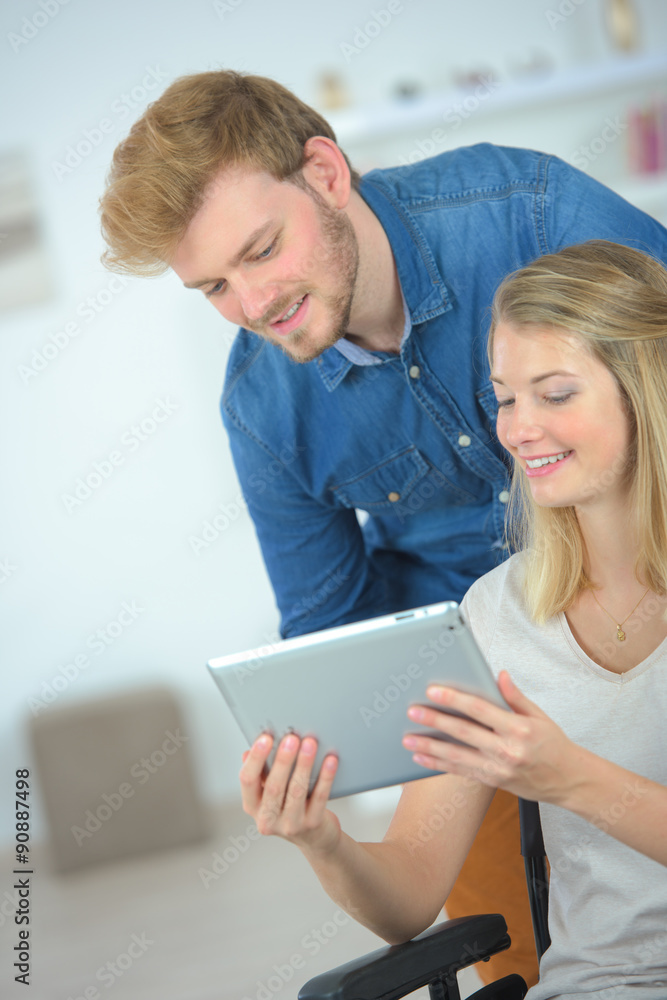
[[262, 191, 360, 364]]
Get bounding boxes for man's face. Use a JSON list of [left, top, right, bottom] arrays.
[[171, 166, 359, 363]]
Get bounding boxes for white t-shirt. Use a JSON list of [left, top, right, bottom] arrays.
[[460, 553, 667, 1000]]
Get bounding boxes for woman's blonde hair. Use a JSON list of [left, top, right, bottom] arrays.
[[489, 240, 667, 622], [99, 70, 360, 277]]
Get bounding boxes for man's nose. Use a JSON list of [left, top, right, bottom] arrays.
[[235, 277, 281, 326]]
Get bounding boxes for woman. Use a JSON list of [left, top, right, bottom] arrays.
[[239, 241, 667, 997]]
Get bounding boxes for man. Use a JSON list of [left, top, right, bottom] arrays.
[[99, 70, 667, 986]]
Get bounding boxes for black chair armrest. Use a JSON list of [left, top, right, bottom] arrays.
[[298, 914, 511, 1000]]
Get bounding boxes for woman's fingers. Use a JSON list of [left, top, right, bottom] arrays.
[[240, 732, 338, 843], [406, 702, 501, 756], [402, 733, 488, 777], [427, 685, 510, 728], [256, 733, 303, 830], [410, 680, 540, 749], [239, 733, 274, 814], [403, 683, 533, 782], [305, 752, 339, 827], [404, 680, 576, 802], [281, 737, 319, 811], [273, 737, 337, 833], [496, 670, 548, 719]]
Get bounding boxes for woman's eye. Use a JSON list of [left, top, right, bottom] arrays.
[[496, 398, 514, 409], [548, 393, 573, 405]]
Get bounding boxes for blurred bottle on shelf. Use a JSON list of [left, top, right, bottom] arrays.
[[628, 96, 667, 174], [317, 71, 349, 110], [604, 0, 640, 53]]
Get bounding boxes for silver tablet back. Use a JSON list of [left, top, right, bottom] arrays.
[[207, 602, 506, 798]]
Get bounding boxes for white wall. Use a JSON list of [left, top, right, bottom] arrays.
[[1, 0, 666, 845]]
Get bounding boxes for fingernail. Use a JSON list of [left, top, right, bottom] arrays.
[[407, 706, 423, 721], [403, 736, 417, 748], [301, 738, 316, 755], [256, 735, 271, 750], [283, 734, 298, 751]]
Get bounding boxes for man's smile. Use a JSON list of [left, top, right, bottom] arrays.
[[268, 294, 309, 336]]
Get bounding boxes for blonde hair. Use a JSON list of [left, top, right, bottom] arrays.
[[99, 70, 360, 277], [489, 240, 667, 623]]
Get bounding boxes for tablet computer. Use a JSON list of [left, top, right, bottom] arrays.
[[207, 601, 506, 799]]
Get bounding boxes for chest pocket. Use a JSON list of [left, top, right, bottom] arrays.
[[331, 445, 478, 513]]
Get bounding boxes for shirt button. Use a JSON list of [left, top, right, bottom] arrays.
[[499, 490, 510, 504], [458, 434, 471, 447], [388, 491, 401, 502], [408, 365, 421, 379]]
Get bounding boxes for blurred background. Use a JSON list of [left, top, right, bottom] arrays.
[[1, 1, 666, 997]]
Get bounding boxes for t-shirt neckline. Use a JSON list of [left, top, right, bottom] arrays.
[[557, 611, 667, 683]]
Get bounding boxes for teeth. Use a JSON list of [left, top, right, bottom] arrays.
[[277, 297, 304, 323], [526, 451, 571, 469]]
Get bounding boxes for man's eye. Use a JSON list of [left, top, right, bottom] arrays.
[[256, 243, 274, 260], [205, 281, 225, 298]]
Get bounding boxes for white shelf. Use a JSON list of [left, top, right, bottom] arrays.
[[612, 171, 667, 222], [328, 50, 667, 145], [615, 171, 667, 203]]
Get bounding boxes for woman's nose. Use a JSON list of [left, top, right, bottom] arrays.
[[503, 402, 542, 449]]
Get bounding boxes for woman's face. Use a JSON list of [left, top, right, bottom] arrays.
[[491, 322, 632, 511]]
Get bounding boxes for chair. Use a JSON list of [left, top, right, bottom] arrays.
[[299, 799, 549, 1000]]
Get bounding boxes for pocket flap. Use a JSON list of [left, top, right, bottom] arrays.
[[332, 446, 431, 510]]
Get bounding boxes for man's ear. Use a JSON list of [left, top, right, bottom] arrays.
[[301, 136, 351, 209]]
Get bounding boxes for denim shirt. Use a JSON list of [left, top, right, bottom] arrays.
[[221, 144, 667, 638]]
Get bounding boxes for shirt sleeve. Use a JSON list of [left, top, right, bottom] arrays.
[[544, 156, 667, 262], [460, 565, 504, 662], [224, 414, 392, 639]]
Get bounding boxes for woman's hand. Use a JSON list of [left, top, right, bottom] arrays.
[[403, 671, 583, 805], [239, 732, 342, 855]]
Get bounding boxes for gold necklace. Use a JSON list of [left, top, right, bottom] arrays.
[[591, 587, 650, 642]]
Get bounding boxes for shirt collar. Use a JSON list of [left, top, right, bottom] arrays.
[[316, 172, 451, 392], [333, 283, 412, 367]]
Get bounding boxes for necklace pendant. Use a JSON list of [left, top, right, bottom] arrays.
[[617, 625, 626, 642]]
